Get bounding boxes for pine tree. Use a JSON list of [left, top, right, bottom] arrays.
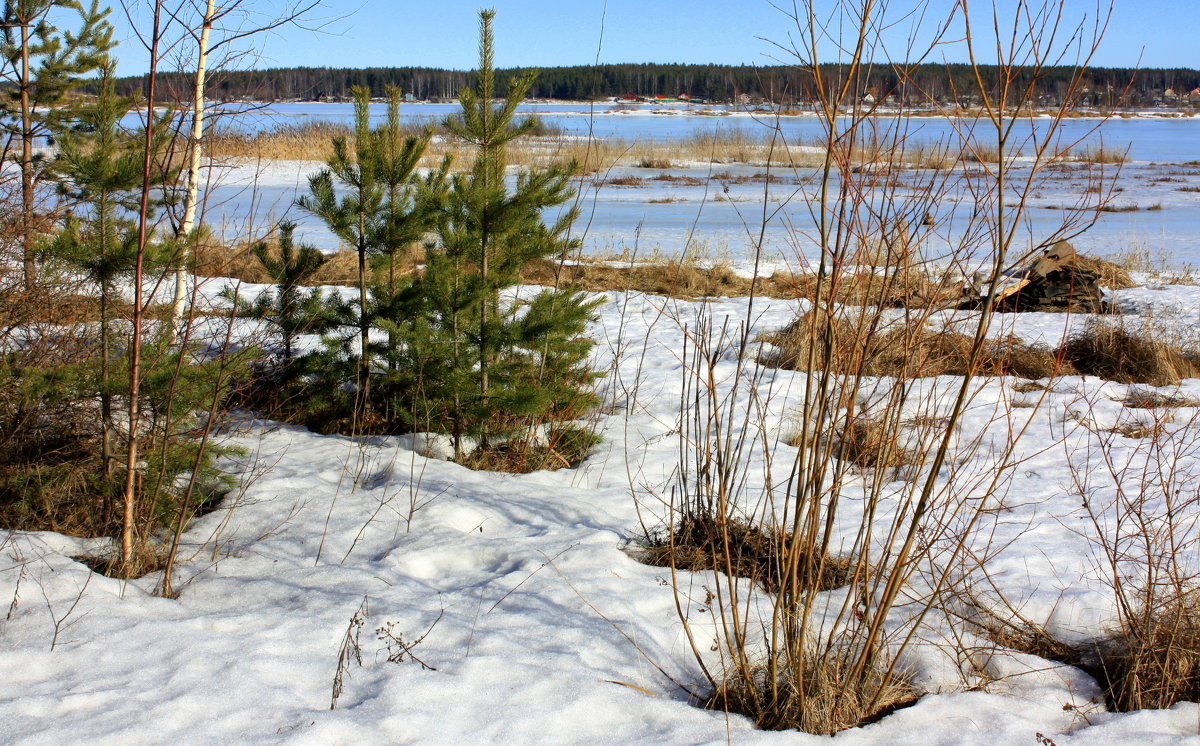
[[299, 84, 436, 421], [49, 61, 174, 488], [421, 9, 601, 459], [296, 86, 383, 400], [247, 221, 327, 363], [32, 58, 232, 558], [368, 84, 439, 376], [0, 0, 113, 289]]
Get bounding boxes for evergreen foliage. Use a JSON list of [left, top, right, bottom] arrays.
[[280, 10, 602, 470], [295, 85, 440, 427], [296, 86, 384, 397], [0, 0, 113, 287], [48, 60, 175, 483], [410, 9, 601, 458], [246, 221, 327, 362], [0, 54, 245, 563]]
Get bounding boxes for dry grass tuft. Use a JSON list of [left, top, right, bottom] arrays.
[[193, 239, 420, 287], [457, 427, 600, 473], [76, 542, 170, 578], [707, 651, 918, 734], [1104, 597, 1200, 712], [832, 418, 919, 470], [763, 315, 1069, 380], [868, 328, 1067, 380], [758, 309, 860, 371], [1061, 321, 1200, 386], [640, 514, 853, 594], [1071, 145, 1128, 165], [1013, 380, 1053, 393], [602, 175, 646, 187], [1121, 390, 1200, 409], [960, 598, 1087, 667], [519, 258, 798, 300], [1106, 420, 1167, 439], [961, 591, 1200, 713], [1075, 255, 1136, 289]]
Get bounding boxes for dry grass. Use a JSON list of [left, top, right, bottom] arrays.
[[765, 316, 1200, 386], [707, 651, 918, 734], [208, 122, 812, 170], [639, 514, 854, 594], [1013, 380, 1053, 393], [457, 427, 600, 473], [763, 314, 1069, 380], [1099, 203, 1162, 213], [1061, 321, 1200, 386], [969, 593, 1200, 713], [1075, 255, 1135, 289], [778, 269, 969, 308], [1070, 145, 1129, 164], [519, 258, 801, 300], [960, 143, 1003, 163], [208, 120, 1051, 173], [602, 175, 646, 187], [1121, 390, 1200, 409], [76, 542, 170, 578], [832, 418, 919, 469], [1106, 420, 1167, 439], [957, 595, 1088, 668], [192, 238, 422, 286], [207, 121, 360, 161], [1104, 597, 1200, 712]]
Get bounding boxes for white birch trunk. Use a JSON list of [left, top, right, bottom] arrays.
[[171, 0, 217, 336]]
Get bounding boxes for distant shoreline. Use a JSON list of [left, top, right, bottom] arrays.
[[193, 99, 1200, 120]]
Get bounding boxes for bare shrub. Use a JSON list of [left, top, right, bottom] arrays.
[[972, 405, 1200, 713], [707, 649, 917, 734], [646, 0, 1119, 734]]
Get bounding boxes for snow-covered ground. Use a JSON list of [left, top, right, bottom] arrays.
[[4, 272, 1200, 743]]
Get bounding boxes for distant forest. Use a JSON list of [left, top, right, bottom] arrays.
[[113, 63, 1200, 108]]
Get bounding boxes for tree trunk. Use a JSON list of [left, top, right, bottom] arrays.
[[171, 0, 217, 338], [20, 20, 34, 290], [123, 0, 164, 576]]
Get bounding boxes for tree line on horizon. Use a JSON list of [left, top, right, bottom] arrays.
[[109, 62, 1200, 108]]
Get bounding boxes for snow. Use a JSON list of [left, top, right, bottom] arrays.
[[5, 275, 1200, 743], [10, 108, 1200, 740]]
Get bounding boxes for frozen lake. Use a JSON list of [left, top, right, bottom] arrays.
[[185, 105, 1200, 270], [197, 101, 1200, 163]]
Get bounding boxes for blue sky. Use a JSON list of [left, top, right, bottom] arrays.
[[108, 0, 1196, 76]]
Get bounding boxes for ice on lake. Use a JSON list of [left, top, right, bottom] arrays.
[[181, 107, 1200, 271]]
